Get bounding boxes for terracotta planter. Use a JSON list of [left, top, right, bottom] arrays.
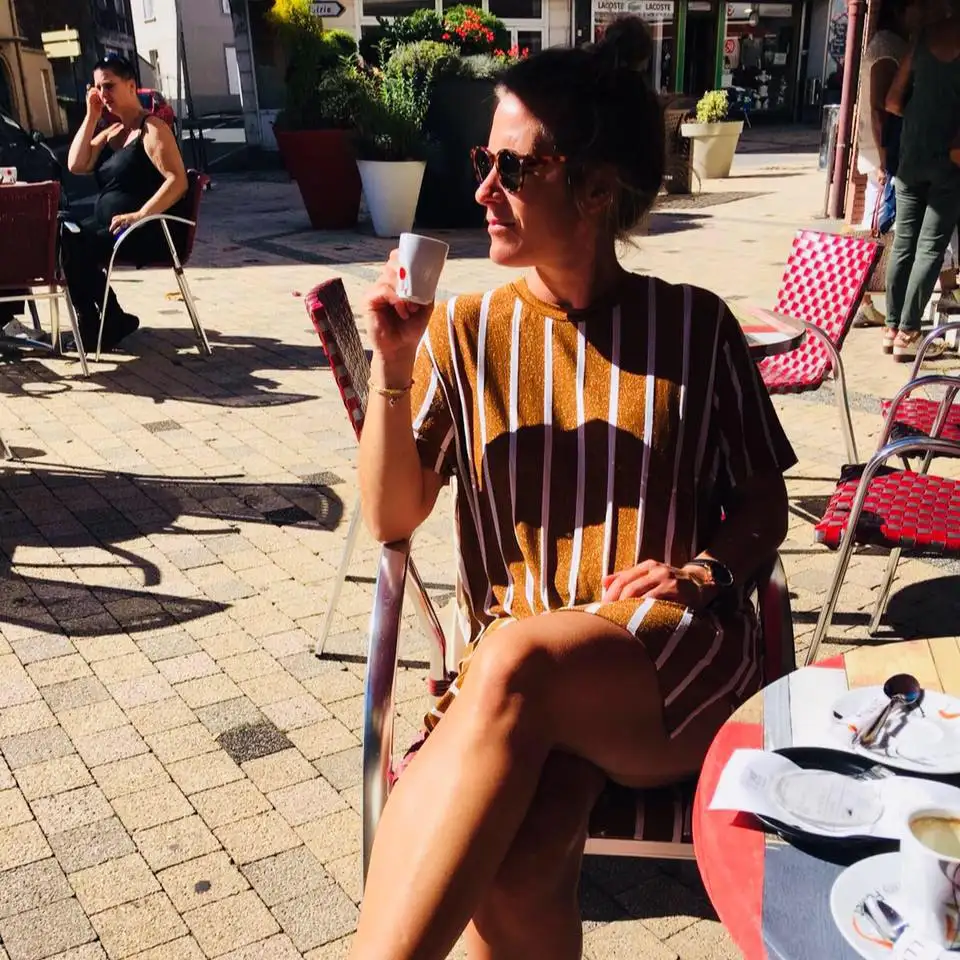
[[274, 128, 361, 229], [680, 120, 744, 180]]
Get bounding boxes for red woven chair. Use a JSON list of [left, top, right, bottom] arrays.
[[304, 279, 458, 694], [95, 169, 212, 361], [0, 180, 89, 384], [878, 320, 960, 456], [759, 230, 880, 464], [805, 395, 960, 663]]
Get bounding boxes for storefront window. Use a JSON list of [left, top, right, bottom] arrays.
[[722, 2, 797, 114], [591, 0, 674, 92], [363, 0, 436, 16], [489, 0, 543, 19]]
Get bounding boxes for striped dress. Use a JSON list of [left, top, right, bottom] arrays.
[[410, 274, 796, 738]]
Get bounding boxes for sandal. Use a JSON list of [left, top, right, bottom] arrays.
[[892, 331, 948, 362], [882, 328, 897, 354], [854, 300, 886, 328]]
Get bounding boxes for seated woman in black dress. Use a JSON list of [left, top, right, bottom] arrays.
[[64, 55, 189, 352]]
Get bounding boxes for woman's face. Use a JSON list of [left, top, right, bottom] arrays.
[[93, 67, 137, 115], [475, 93, 591, 269]]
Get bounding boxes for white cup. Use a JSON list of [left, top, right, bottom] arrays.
[[900, 807, 960, 948], [0, 167, 17, 184], [396, 233, 449, 306]]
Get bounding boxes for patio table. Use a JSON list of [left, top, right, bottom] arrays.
[[734, 304, 806, 359], [693, 638, 960, 960]]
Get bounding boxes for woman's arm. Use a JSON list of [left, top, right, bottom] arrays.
[[67, 87, 111, 174], [359, 259, 448, 543], [885, 46, 913, 116], [869, 58, 899, 171]]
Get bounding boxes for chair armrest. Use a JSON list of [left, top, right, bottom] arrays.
[[754, 553, 795, 680], [800, 321, 841, 374], [110, 214, 196, 258], [878, 374, 960, 448], [362, 539, 410, 881]]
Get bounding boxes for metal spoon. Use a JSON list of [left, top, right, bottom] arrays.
[[856, 674, 923, 749]]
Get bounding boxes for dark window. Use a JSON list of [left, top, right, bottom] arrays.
[[489, 0, 542, 18], [515, 29, 543, 52], [362, 0, 436, 17]]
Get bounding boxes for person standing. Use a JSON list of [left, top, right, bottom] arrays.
[[883, 7, 960, 360], [853, 0, 916, 327]]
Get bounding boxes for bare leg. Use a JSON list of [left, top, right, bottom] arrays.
[[349, 611, 733, 960], [465, 751, 605, 960]]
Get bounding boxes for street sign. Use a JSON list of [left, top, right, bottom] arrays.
[[41, 28, 79, 43], [43, 40, 82, 59], [309, 1, 345, 16]]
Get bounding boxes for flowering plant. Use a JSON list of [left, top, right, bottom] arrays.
[[442, 5, 509, 55], [492, 44, 531, 62]]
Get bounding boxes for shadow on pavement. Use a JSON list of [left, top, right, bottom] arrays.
[[0, 464, 344, 636]]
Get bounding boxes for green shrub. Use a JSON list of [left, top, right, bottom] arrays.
[[376, 9, 444, 56], [695, 90, 729, 124], [354, 69, 431, 161], [442, 5, 509, 55], [385, 40, 467, 83]]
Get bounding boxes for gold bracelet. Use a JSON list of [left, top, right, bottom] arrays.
[[369, 378, 414, 406]]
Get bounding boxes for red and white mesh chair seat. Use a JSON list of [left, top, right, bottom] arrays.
[[757, 230, 880, 463]]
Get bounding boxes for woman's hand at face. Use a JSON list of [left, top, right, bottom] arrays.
[[601, 560, 716, 611], [364, 252, 432, 364], [86, 86, 104, 121]]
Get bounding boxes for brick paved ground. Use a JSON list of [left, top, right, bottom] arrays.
[[2, 156, 960, 960]]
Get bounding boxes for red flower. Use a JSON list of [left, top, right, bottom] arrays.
[[442, 31, 451, 39]]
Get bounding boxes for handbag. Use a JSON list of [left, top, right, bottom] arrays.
[[850, 180, 895, 294]]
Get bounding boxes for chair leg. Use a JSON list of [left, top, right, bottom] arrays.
[[49, 291, 60, 348], [162, 221, 211, 356], [868, 547, 901, 635], [96, 246, 121, 362], [832, 360, 859, 464], [316, 498, 363, 657], [0, 432, 14, 461], [63, 292, 89, 377], [806, 509, 864, 665], [27, 300, 42, 333]]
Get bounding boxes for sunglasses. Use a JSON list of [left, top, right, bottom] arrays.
[[471, 146, 567, 193]]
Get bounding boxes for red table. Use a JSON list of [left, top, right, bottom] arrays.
[[735, 305, 806, 360], [693, 639, 958, 960]]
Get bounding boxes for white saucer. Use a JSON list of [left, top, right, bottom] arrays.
[[830, 852, 907, 959], [832, 688, 960, 774]]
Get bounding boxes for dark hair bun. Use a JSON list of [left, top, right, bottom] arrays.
[[594, 15, 654, 72]]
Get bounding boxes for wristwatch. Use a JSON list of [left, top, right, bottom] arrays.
[[685, 558, 734, 589]]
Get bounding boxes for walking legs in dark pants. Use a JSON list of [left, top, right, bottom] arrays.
[[886, 173, 960, 334]]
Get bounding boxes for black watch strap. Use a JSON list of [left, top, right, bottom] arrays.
[[686, 558, 734, 589]]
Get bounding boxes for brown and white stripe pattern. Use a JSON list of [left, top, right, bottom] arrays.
[[411, 275, 796, 737]]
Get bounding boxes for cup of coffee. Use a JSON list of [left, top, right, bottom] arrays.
[[901, 807, 960, 947], [396, 233, 449, 306]]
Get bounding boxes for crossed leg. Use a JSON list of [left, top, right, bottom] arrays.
[[349, 609, 735, 960]]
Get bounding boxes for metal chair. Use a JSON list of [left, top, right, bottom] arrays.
[[759, 230, 880, 465], [304, 279, 462, 687], [0, 181, 89, 459], [361, 547, 795, 878], [95, 169, 212, 361], [805, 327, 960, 666]]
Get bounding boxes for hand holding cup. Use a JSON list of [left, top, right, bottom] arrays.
[[364, 251, 433, 365]]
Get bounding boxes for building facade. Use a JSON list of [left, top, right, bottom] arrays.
[[131, 0, 242, 119], [0, 0, 66, 135], [230, 0, 845, 152], [15, 0, 139, 131]]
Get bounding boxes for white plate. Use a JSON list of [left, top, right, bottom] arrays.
[[831, 852, 906, 959], [832, 688, 960, 774]]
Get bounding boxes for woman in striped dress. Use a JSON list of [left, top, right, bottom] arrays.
[[353, 16, 794, 960]]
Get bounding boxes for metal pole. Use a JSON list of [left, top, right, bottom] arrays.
[[828, 0, 866, 219], [713, 0, 728, 89], [673, 0, 688, 92], [174, 0, 184, 147]]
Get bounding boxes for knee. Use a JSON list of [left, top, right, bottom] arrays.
[[462, 624, 553, 730]]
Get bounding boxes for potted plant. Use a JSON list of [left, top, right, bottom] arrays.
[[270, 0, 364, 229], [354, 63, 432, 237], [680, 90, 744, 181]]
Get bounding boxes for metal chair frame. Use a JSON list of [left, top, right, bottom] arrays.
[[96, 214, 211, 362], [805, 322, 960, 665], [361, 545, 795, 879]]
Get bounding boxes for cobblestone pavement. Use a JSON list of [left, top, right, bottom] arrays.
[[2, 156, 960, 960]]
